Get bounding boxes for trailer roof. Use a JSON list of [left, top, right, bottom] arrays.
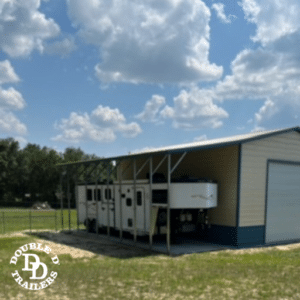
[[57, 126, 300, 167]]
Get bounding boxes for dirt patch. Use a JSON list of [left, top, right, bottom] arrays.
[[212, 242, 300, 255], [12, 230, 156, 259]]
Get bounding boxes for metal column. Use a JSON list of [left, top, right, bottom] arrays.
[[166, 154, 171, 254], [149, 156, 153, 249], [133, 159, 137, 242], [119, 162, 123, 239], [95, 166, 100, 235], [106, 162, 110, 237], [67, 169, 71, 231], [85, 168, 89, 233], [74, 174, 79, 231], [60, 172, 64, 230]]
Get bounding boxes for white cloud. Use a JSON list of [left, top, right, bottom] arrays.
[[0, 60, 27, 136], [212, 3, 236, 24], [67, 0, 223, 84], [160, 88, 229, 129], [0, 0, 60, 57], [0, 109, 27, 135], [44, 37, 77, 57], [254, 99, 278, 124], [135, 95, 166, 122], [0, 87, 26, 110], [53, 105, 142, 143], [239, 0, 300, 45], [193, 134, 207, 142], [0, 60, 20, 84]]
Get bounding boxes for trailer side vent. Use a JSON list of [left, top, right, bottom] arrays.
[[152, 190, 168, 204], [126, 198, 132, 206]]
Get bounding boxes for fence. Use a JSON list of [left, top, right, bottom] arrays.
[[0, 208, 80, 234]]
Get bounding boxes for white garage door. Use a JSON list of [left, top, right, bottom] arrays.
[[266, 162, 300, 243]]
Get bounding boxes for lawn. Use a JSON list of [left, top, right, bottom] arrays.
[[1, 233, 300, 299], [0, 208, 81, 233]]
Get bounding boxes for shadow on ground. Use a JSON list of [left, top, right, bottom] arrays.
[[27, 230, 159, 259]]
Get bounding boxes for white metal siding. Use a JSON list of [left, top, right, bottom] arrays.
[[240, 131, 300, 226], [266, 163, 300, 243]]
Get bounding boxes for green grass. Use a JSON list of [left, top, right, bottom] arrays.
[[1, 235, 300, 299], [0, 209, 81, 233]]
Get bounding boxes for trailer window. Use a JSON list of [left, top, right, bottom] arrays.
[[128, 218, 132, 227], [86, 189, 92, 201], [94, 189, 101, 201], [126, 198, 132, 206], [152, 190, 168, 204], [105, 189, 111, 199], [137, 191, 142, 206]]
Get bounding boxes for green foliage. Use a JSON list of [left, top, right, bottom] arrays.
[[0, 138, 113, 209]]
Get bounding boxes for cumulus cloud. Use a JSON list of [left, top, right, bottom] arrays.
[[0, 87, 26, 110], [0, 60, 20, 84], [0, 0, 60, 57], [212, 3, 236, 23], [135, 95, 166, 122], [239, 0, 300, 45], [67, 0, 223, 84], [0, 109, 27, 135], [0, 60, 27, 135], [160, 88, 229, 129], [53, 105, 142, 143]]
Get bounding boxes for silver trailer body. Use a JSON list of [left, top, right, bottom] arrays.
[[77, 180, 217, 236]]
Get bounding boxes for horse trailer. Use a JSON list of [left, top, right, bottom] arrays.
[[77, 178, 218, 241]]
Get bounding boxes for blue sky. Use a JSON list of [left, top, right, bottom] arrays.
[[1, 0, 300, 157]]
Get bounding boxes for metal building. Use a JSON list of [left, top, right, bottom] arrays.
[[58, 126, 300, 253]]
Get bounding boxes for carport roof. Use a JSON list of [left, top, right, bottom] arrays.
[[58, 126, 300, 167]]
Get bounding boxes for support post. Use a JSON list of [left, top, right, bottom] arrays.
[[74, 173, 79, 231], [95, 166, 99, 235], [149, 156, 153, 249], [85, 167, 89, 233], [119, 161, 123, 239], [2, 212, 5, 234], [167, 154, 171, 254], [133, 159, 137, 243], [29, 209, 32, 233], [60, 172, 64, 231], [67, 169, 71, 231], [106, 162, 110, 237], [55, 209, 57, 231]]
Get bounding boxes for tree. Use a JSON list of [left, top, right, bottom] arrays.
[[0, 138, 20, 203]]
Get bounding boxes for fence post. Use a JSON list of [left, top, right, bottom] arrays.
[[55, 209, 57, 231], [29, 210, 32, 233], [2, 212, 5, 234]]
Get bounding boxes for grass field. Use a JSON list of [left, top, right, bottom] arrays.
[[1, 232, 300, 300], [0, 208, 80, 233]]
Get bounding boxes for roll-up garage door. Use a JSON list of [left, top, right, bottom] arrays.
[[265, 162, 300, 243]]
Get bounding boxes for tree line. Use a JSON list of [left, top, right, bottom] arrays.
[[0, 137, 114, 208]]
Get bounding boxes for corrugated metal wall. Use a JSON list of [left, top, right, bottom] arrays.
[[240, 131, 300, 227]]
